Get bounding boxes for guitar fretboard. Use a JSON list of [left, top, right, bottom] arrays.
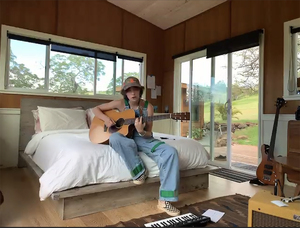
[[124, 114, 172, 125]]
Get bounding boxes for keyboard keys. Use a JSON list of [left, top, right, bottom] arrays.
[[145, 213, 211, 227]]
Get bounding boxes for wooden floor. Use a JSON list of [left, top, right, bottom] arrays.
[[0, 167, 296, 227]]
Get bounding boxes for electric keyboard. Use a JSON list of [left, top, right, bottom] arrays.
[[144, 212, 211, 227]]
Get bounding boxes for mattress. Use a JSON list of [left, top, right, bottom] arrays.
[[24, 129, 210, 201]]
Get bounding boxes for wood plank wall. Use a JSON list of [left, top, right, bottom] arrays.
[[0, 0, 164, 110], [163, 0, 300, 114]]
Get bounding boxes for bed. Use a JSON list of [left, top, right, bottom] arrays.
[[18, 97, 218, 220]]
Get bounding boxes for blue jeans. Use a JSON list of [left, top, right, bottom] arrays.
[[109, 131, 180, 202]]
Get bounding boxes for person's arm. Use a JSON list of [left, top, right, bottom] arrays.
[[92, 100, 123, 127], [137, 103, 154, 138]]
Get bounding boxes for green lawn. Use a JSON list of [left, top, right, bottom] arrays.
[[204, 94, 259, 124], [233, 125, 259, 146], [202, 94, 259, 146]]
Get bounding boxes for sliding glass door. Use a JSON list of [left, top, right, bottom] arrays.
[[174, 50, 233, 169], [174, 30, 263, 172]]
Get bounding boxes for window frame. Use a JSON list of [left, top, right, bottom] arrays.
[[283, 17, 300, 101], [0, 25, 147, 100]]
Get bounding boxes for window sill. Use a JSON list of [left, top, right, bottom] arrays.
[[0, 89, 122, 101], [283, 95, 300, 101]]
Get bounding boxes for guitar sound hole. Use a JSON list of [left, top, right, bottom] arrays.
[[115, 118, 125, 128], [108, 118, 125, 134]]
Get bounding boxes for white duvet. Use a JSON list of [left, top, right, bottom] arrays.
[[24, 129, 210, 201]]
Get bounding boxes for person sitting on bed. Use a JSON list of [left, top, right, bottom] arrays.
[[92, 77, 180, 217]]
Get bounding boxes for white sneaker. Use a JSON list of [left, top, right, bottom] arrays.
[[157, 201, 181, 217], [133, 170, 148, 185]]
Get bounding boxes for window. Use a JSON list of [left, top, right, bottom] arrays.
[[0, 25, 146, 99], [283, 17, 300, 100]]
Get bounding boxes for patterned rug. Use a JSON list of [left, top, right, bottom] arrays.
[[106, 194, 250, 227], [232, 162, 258, 172]]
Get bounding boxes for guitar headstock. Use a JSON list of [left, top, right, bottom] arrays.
[[171, 112, 190, 121], [275, 98, 287, 109]]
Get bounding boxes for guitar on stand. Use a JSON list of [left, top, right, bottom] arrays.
[[253, 98, 287, 186], [89, 109, 190, 144]]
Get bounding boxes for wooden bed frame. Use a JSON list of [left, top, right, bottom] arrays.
[[18, 97, 218, 220]]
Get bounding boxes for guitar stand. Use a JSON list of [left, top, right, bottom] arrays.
[[249, 178, 265, 186], [274, 179, 285, 197]]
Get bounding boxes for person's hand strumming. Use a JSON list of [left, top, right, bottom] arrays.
[[104, 117, 115, 128]]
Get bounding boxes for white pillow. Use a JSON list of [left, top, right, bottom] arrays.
[[86, 108, 95, 127], [38, 106, 88, 131]]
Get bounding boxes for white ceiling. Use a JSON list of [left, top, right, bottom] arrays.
[[107, 0, 227, 30]]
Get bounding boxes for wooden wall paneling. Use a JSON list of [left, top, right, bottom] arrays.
[[230, 0, 268, 37], [263, 24, 285, 114], [123, 11, 154, 53], [162, 71, 175, 113], [56, 0, 123, 48], [0, 0, 57, 35], [185, 1, 231, 51], [145, 28, 164, 112], [163, 24, 185, 73], [123, 11, 164, 111], [162, 24, 185, 113]]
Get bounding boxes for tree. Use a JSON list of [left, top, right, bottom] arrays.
[[233, 47, 259, 94], [9, 52, 44, 89], [232, 83, 245, 100], [106, 72, 139, 94], [215, 102, 242, 121], [8, 52, 106, 94], [49, 54, 105, 94]]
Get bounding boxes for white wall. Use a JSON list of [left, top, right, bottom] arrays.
[[261, 114, 295, 158], [152, 113, 174, 135], [0, 108, 20, 168]]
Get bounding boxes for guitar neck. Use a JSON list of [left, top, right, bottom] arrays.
[[268, 108, 280, 158], [124, 114, 171, 125]]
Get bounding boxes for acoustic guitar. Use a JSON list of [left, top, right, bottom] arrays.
[[256, 97, 287, 185], [89, 109, 190, 144]]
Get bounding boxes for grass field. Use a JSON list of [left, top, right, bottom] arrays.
[[202, 94, 259, 146], [233, 125, 258, 146], [203, 94, 259, 123]]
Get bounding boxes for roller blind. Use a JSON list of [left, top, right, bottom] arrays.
[[206, 29, 264, 58]]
